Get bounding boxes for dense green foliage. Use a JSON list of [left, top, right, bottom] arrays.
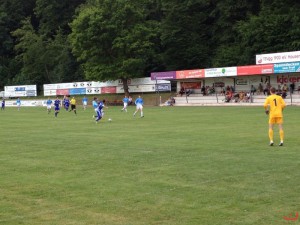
[[0, 0, 300, 91]]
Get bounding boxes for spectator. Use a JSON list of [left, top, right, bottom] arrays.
[[258, 83, 263, 94], [290, 82, 295, 94], [225, 90, 233, 102], [201, 86, 206, 96], [251, 85, 256, 95], [179, 87, 185, 96]]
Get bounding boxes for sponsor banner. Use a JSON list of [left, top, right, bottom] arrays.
[[274, 62, 300, 73], [235, 78, 248, 85], [5, 100, 44, 107], [213, 82, 225, 87], [5, 85, 36, 92], [155, 83, 171, 91], [56, 83, 74, 89], [237, 64, 274, 76], [101, 86, 116, 94], [205, 67, 237, 78], [151, 71, 176, 80], [176, 69, 205, 79], [118, 77, 170, 86], [276, 75, 300, 84], [180, 82, 201, 89], [72, 82, 93, 88], [56, 89, 70, 96], [26, 90, 37, 97], [86, 88, 101, 94], [256, 51, 300, 65], [44, 90, 57, 96], [44, 84, 58, 90], [91, 80, 119, 88], [116, 85, 155, 93], [69, 88, 86, 95]]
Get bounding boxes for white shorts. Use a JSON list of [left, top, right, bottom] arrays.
[[47, 105, 52, 109], [123, 103, 128, 107], [136, 104, 143, 110], [17, 103, 21, 107], [83, 101, 87, 106]]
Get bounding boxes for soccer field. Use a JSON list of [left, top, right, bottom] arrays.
[[0, 106, 299, 225]]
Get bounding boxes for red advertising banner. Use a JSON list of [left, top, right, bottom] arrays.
[[181, 82, 201, 89], [176, 69, 205, 79], [237, 64, 273, 76], [101, 86, 116, 94], [56, 89, 70, 96]]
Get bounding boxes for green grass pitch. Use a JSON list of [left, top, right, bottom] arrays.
[[0, 105, 299, 225]]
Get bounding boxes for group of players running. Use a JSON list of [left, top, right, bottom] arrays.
[[46, 95, 144, 123]]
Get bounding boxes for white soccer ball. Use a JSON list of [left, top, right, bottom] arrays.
[[108, 118, 112, 122]]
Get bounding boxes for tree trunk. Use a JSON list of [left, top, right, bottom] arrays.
[[121, 77, 129, 96]]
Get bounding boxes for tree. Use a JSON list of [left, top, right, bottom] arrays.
[[236, 0, 300, 64], [69, 0, 160, 95]]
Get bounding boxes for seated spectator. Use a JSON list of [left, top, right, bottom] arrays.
[[233, 93, 240, 103], [225, 90, 233, 102], [281, 90, 287, 99], [239, 91, 245, 102], [186, 89, 192, 96], [179, 87, 185, 96]]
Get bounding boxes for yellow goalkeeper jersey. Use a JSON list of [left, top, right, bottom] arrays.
[[70, 98, 76, 105], [264, 94, 286, 118]]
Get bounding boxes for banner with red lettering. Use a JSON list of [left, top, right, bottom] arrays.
[[237, 64, 273, 76], [180, 82, 201, 89]]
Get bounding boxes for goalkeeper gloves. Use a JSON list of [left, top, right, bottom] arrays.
[[265, 110, 269, 115]]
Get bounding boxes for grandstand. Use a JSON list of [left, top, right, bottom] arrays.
[[173, 92, 300, 106]]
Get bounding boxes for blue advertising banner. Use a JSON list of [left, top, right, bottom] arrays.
[[155, 83, 171, 91], [274, 62, 300, 73], [69, 88, 86, 95]]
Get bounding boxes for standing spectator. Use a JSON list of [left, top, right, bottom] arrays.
[[264, 87, 286, 146], [290, 82, 295, 94], [121, 95, 129, 112], [16, 97, 21, 111], [250, 85, 256, 95], [133, 95, 144, 118], [258, 83, 263, 94], [69, 97, 77, 115], [82, 96, 88, 110]]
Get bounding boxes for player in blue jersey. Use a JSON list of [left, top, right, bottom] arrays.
[[133, 95, 144, 118], [1, 99, 5, 110], [64, 96, 70, 111], [46, 97, 53, 114], [54, 96, 61, 117], [121, 95, 129, 112], [95, 100, 106, 123], [92, 97, 99, 118], [82, 96, 88, 110], [16, 97, 21, 111]]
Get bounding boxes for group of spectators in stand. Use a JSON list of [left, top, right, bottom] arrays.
[[177, 82, 300, 103]]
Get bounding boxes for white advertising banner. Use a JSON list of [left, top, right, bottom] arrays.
[[205, 67, 237, 78], [116, 85, 155, 93], [118, 77, 170, 86], [4, 85, 37, 97], [43, 90, 57, 96], [85, 88, 101, 95], [5, 100, 45, 107], [256, 51, 300, 65]]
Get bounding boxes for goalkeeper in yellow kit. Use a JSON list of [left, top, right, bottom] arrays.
[[264, 87, 286, 146]]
